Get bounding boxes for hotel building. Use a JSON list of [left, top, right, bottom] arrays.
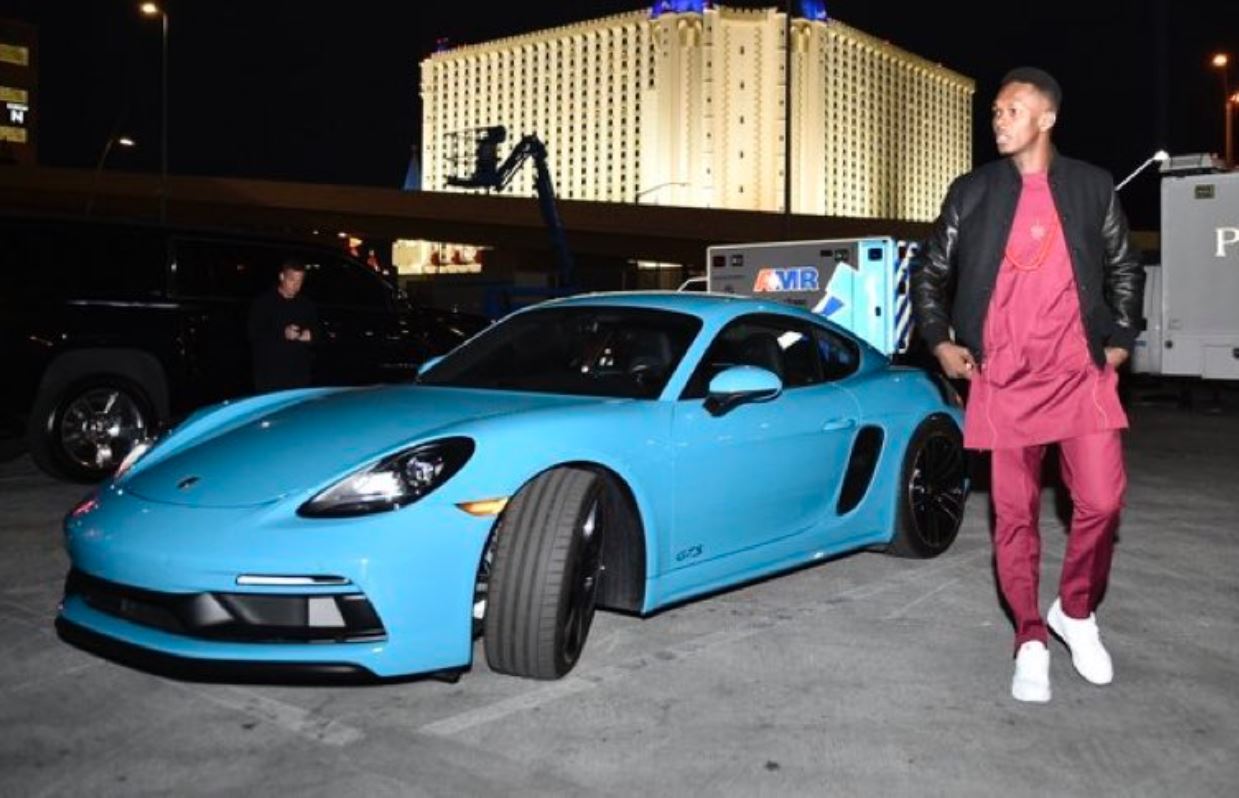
[[412, 2, 973, 273]]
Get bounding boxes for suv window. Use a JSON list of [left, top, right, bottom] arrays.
[[681, 314, 824, 399], [301, 256, 390, 310], [171, 239, 284, 299], [0, 220, 165, 302]]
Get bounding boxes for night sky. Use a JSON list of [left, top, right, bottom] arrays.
[[4, 0, 1238, 229]]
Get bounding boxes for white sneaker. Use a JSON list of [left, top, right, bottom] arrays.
[[1011, 641, 1051, 703], [1047, 598, 1114, 685]]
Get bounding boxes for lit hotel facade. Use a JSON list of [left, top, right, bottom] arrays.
[[411, 2, 973, 272]]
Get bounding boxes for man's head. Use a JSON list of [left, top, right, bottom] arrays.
[[277, 259, 306, 299], [993, 67, 1061, 159]]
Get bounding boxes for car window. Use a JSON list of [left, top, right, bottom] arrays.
[[301, 256, 390, 310], [814, 326, 861, 381], [171, 239, 283, 299], [419, 306, 702, 399], [0, 220, 165, 302], [681, 314, 824, 399]]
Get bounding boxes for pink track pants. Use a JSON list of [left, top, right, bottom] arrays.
[[989, 430, 1126, 649]]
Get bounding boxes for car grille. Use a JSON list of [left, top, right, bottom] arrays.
[[64, 569, 386, 644]]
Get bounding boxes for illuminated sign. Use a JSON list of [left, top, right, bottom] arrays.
[[753, 266, 820, 292], [1, 85, 28, 141], [1217, 227, 1239, 258], [800, 1, 828, 21], [0, 43, 28, 66], [0, 22, 36, 163], [650, 0, 706, 18]]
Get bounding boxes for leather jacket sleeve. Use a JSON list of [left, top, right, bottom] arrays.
[[911, 178, 962, 351], [1100, 189, 1145, 352]]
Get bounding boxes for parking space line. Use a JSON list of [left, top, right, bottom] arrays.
[[1, 661, 100, 696], [883, 576, 959, 620], [0, 597, 53, 631], [419, 677, 597, 737], [421, 548, 991, 737], [1, 579, 64, 597]]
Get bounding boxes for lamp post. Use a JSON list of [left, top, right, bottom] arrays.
[[634, 181, 690, 205], [141, 2, 168, 223], [1212, 53, 1232, 168], [86, 135, 137, 216], [1115, 149, 1169, 192], [1231, 92, 1239, 169], [783, 0, 793, 224]]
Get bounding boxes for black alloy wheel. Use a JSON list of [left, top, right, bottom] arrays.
[[888, 416, 967, 558]]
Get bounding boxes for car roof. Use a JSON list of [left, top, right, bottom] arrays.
[[542, 290, 838, 327], [538, 291, 886, 362]]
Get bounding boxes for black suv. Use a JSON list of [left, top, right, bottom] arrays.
[[1, 215, 488, 481]]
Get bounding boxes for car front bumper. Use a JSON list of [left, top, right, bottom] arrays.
[[59, 485, 494, 679]]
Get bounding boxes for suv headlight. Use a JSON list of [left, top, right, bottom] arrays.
[[298, 437, 475, 518]]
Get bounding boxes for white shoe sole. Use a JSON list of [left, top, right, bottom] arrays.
[[1012, 681, 1051, 703]]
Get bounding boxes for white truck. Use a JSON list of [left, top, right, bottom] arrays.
[[706, 161, 1239, 380], [1133, 159, 1239, 381], [706, 238, 918, 357]]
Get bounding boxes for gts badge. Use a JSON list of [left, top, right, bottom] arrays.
[[675, 544, 703, 563]]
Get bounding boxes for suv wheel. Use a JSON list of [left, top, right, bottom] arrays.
[[29, 376, 155, 482]]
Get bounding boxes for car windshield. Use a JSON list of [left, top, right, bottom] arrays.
[[418, 306, 702, 398]]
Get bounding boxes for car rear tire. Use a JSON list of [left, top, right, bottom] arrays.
[[28, 375, 155, 483], [887, 415, 967, 558], [483, 467, 606, 679]]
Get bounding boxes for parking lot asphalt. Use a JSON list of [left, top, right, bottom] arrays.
[[1, 397, 1237, 797]]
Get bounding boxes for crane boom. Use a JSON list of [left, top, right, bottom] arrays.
[[446, 126, 575, 287]]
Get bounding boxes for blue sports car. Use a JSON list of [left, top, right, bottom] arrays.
[[58, 293, 968, 681]]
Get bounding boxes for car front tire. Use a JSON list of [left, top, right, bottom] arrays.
[[483, 467, 605, 680]]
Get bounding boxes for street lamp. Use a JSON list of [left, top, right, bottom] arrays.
[[634, 181, 690, 204], [1231, 91, 1239, 166], [1212, 53, 1232, 167], [1115, 149, 1169, 192], [86, 135, 137, 216], [140, 2, 168, 223]]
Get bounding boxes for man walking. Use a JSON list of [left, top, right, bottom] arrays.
[[912, 67, 1144, 702]]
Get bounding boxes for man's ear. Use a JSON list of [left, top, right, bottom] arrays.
[[1039, 110, 1057, 131]]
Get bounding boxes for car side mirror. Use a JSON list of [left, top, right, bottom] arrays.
[[416, 355, 445, 380], [704, 366, 782, 416]]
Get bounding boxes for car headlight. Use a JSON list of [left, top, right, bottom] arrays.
[[298, 437, 475, 518]]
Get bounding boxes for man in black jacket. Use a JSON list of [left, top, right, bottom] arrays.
[[248, 259, 317, 393], [912, 67, 1144, 703]]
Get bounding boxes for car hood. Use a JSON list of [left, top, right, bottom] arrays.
[[122, 385, 603, 508]]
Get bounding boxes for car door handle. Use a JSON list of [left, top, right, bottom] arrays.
[[822, 417, 857, 432]]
